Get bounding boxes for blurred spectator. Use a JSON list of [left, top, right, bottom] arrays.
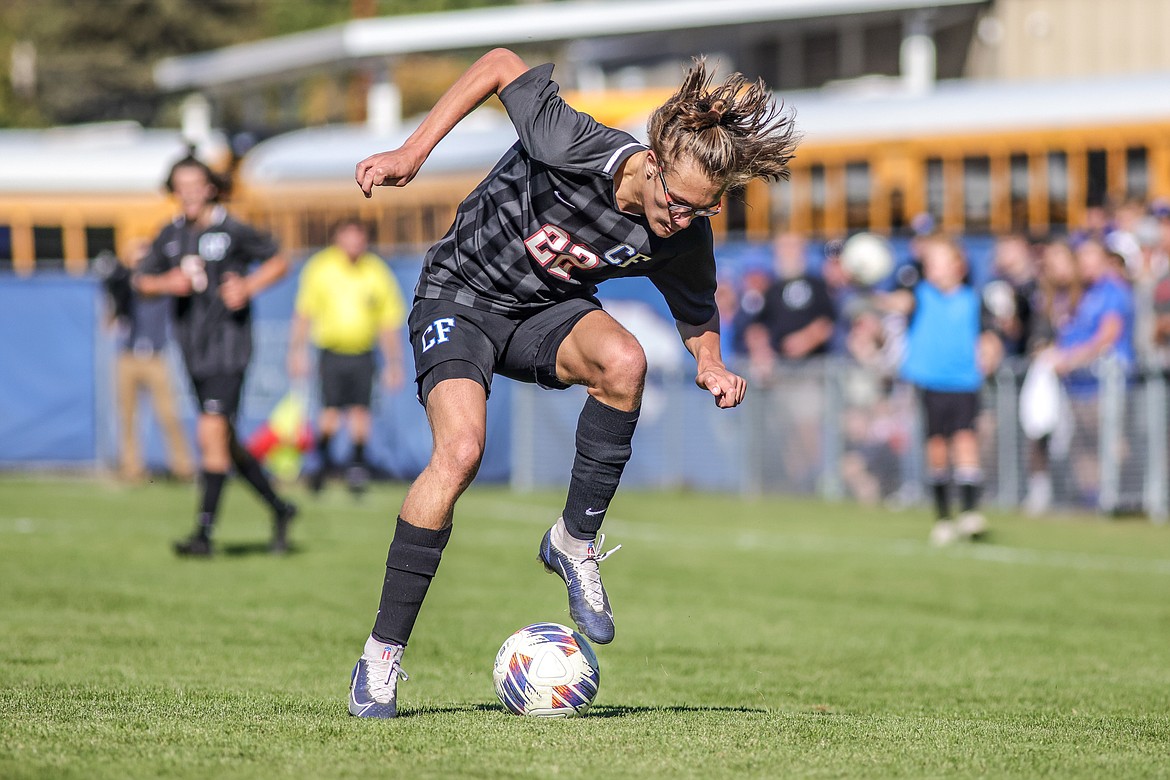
[[715, 275, 745, 364], [880, 233, 1002, 545], [288, 219, 407, 496], [745, 231, 834, 375], [820, 238, 862, 356], [984, 233, 1038, 359], [1052, 237, 1135, 379], [1148, 204, 1170, 364], [743, 232, 835, 491], [99, 240, 194, 484], [1044, 237, 1135, 508], [1020, 238, 1083, 515]]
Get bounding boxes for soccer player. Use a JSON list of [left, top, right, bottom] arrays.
[[288, 219, 407, 496], [879, 234, 1002, 546], [347, 48, 798, 718], [135, 155, 298, 556]]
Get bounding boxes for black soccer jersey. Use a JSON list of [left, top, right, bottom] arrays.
[[141, 207, 279, 379], [415, 64, 718, 326]]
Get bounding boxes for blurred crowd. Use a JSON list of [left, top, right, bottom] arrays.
[[714, 197, 1170, 513]]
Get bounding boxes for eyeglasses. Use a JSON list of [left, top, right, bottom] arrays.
[[657, 167, 722, 218]]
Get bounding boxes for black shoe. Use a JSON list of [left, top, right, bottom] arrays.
[[174, 532, 212, 557], [270, 501, 298, 554], [308, 468, 327, 495], [345, 464, 369, 498]]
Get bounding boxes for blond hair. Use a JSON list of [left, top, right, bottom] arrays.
[[647, 58, 799, 189]]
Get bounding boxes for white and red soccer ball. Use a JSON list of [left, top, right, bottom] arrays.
[[493, 622, 600, 718]]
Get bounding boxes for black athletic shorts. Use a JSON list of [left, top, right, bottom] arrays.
[[919, 388, 980, 438], [408, 297, 599, 404], [191, 373, 245, 418], [318, 349, 376, 408]]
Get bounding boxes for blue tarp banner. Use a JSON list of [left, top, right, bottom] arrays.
[[0, 275, 98, 463]]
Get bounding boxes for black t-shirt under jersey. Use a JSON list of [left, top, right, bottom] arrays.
[[416, 63, 718, 326], [141, 207, 279, 379]]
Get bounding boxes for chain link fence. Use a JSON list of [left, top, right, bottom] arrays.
[[511, 358, 1170, 523]]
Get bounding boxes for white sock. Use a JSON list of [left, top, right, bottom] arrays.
[[551, 516, 593, 558], [364, 634, 403, 660]]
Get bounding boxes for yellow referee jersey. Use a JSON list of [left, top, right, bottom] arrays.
[[294, 247, 406, 355]]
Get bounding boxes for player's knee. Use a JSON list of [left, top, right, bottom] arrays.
[[597, 339, 646, 400], [437, 430, 485, 482]]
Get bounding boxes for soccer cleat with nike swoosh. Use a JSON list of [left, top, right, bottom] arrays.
[[538, 520, 621, 644], [348, 638, 408, 718]]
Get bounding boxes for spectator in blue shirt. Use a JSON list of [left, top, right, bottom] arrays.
[[1053, 237, 1135, 381]]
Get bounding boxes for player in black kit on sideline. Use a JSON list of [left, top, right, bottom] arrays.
[[346, 48, 799, 718], [135, 155, 298, 557]]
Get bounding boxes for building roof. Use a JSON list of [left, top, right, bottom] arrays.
[[237, 70, 1170, 186], [155, 0, 985, 91]]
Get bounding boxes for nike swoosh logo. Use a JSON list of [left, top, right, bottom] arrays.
[[584, 508, 605, 516], [554, 190, 573, 208]]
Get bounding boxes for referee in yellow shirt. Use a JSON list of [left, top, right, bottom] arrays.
[[289, 220, 406, 495]]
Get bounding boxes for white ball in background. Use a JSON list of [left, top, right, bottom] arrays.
[[840, 232, 895, 286]]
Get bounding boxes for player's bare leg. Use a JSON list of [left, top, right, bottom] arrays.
[[351, 377, 486, 718], [538, 311, 645, 644]]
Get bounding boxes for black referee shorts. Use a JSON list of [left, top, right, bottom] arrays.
[[191, 373, 245, 418], [919, 388, 980, 438], [318, 349, 376, 408], [408, 297, 599, 405]]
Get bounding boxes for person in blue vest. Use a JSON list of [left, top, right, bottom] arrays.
[[880, 233, 1002, 546]]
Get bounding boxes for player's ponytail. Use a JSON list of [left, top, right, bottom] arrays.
[[648, 58, 799, 189]]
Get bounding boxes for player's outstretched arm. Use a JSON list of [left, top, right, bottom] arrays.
[[356, 48, 530, 197], [677, 315, 747, 409]]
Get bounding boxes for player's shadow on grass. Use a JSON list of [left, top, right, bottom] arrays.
[[397, 704, 765, 719], [219, 541, 303, 557], [586, 705, 767, 718]]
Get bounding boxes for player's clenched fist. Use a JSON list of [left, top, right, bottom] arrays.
[[355, 147, 425, 198]]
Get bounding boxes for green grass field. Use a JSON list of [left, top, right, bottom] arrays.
[[2, 475, 1169, 779]]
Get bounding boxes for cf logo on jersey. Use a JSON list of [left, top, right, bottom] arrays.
[[421, 318, 455, 352]]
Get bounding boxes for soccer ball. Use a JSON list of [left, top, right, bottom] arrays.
[[840, 232, 894, 286], [493, 622, 601, 718]]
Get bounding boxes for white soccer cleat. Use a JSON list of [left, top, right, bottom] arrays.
[[348, 637, 408, 719]]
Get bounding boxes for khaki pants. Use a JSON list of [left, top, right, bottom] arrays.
[[116, 352, 194, 481]]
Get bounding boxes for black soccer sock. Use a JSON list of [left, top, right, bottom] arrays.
[[371, 517, 452, 646], [316, 432, 333, 470], [929, 469, 951, 521], [197, 470, 227, 539], [562, 397, 640, 541], [353, 441, 366, 466], [955, 466, 984, 513], [229, 434, 283, 512]]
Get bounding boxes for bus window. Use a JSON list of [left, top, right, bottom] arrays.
[[0, 225, 11, 268], [1126, 147, 1148, 201], [85, 226, 116, 259], [926, 158, 944, 226], [33, 226, 64, 269], [844, 161, 870, 232], [963, 156, 991, 234], [809, 164, 826, 236], [1087, 149, 1108, 206], [1009, 154, 1029, 232], [304, 213, 333, 249], [1048, 152, 1069, 229]]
